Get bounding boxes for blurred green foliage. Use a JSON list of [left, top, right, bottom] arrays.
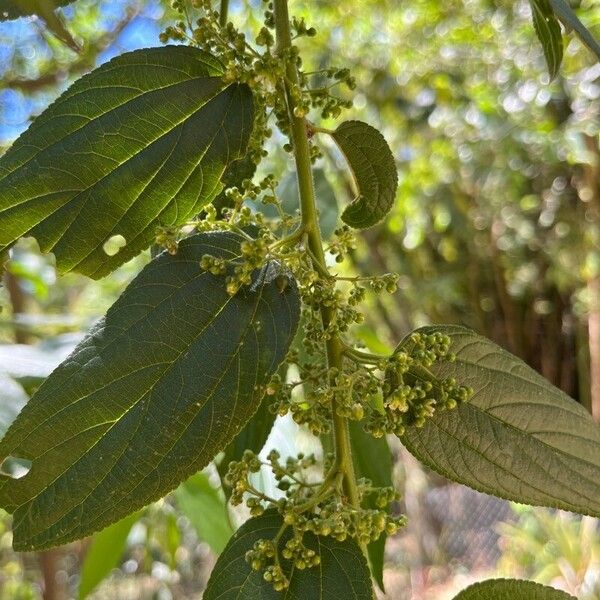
[[0, 0, 599, 598], [498, 506, 600, 599]]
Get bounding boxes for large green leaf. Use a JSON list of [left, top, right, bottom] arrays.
[[174, 471, 234, 554], [548, 0, 600, 60], [399, 325, 600, 516], [0, 232, 300, 550], [349, 421, 392, 592], [452, 578, 576, 599], [530, 0, 563, 79], [330, 121, 398, 230], [0, 46, 253, 279], [203, 511, 374, 600], [212, 154, 258, 215], [78, 512, 140, 599]]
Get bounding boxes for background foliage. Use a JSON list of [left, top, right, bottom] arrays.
[[0, 0, 598, 598]]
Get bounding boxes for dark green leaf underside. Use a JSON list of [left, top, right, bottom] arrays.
[[0, 232, 300, 550], [349, 421, 392, 591], [453, 578, 576, 599], [0, 46, 253, 279], [218, 393, 276, 499], [400, 325, 600, 517], [549, 0, 600, 60], [212, 153, 258, 214], [332, 120, 398, 230], [204, 511, 373, 600], [530, 0, 563, 78]]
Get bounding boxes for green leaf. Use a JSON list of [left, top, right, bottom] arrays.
[[163, 512, 181, 570], [78, 511, 140, 599], [530, 0, 563, 79], [349, 421, 392, 591], [452, 578, 576, 599], [203, 511, 374, 600], [212, 153, 258, 215], [278, 169, 339, 239], [174, 471, 234, 554], [0, 231, 300, 550], [549, 0, 600, 60], [330, 121, 398, 230], [218, 393, 276, 498], [399, 326, 600, 516], [0, 46, 254, 279]]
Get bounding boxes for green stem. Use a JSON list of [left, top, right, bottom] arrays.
[[219, 0, 229, 27], [273, 0, 360, 509]]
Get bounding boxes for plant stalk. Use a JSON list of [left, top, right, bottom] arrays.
[[273, 0, 360, 508], [219, 0, 229, 27]]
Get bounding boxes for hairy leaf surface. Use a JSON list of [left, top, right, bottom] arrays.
[[453, 578, 576, 599], [530, 0, 563, 78], [204, 511, 373, 600], [0, 232, 300, 550], [0, 46, 253, 278], [400, 326, 600, 516], [331, 121, 398, 230]]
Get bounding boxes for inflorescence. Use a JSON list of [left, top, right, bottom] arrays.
[[155, 0, 474, 592]]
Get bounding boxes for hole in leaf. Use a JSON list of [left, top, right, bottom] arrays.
[[102, 234, 127, 256], [0, 456, 32, 479]]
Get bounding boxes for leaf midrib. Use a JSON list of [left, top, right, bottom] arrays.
[[13, 265, 271, 544], [67, 84, 239, 272], [0, 70, 223, 188]]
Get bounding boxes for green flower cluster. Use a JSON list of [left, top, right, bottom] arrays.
[[224, 449, 403, 592], [364, 332, 474, 436], [155, 4, 477, 592], [162, 0, 355, 167]]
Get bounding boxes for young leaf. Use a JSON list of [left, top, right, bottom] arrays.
[[452, 578, 576, 599], [530, 0, 563, 79], [549, 0, 600, 60], [399, 326, 600, 517], [78, 512, 140, 599], [0, 232, 300, 550], [349, 421, 392, 591], [174, 471, 234, 554], [0, 46, 253, 279], [203, 511, 374, 600], [330, 121, 398, 230]]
